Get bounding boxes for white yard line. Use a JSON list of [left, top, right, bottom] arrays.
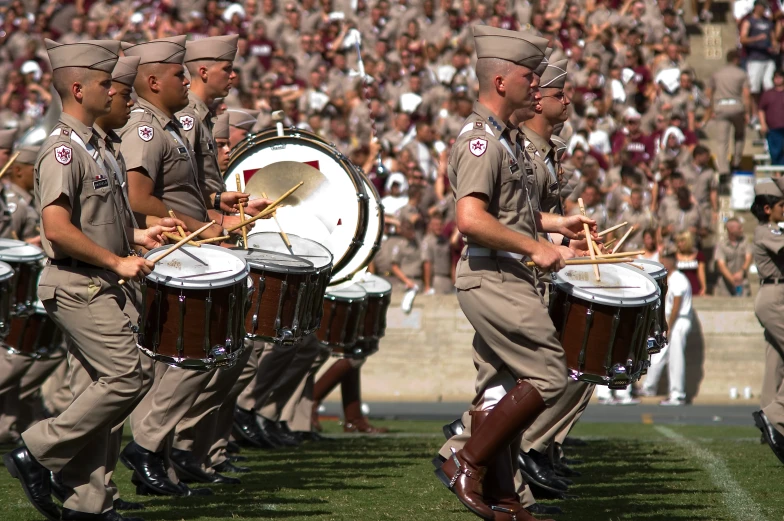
[[655, 426, 769, 521]]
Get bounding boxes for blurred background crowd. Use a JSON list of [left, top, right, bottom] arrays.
[[1, 0, 783, 298]]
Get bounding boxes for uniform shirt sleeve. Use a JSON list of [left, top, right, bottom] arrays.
[[452, 134, 503, 202], [36, 145, 81, 210], [117, 125, 165, 183], [714, 242, 727, 263], [20, 201, 38, 240], [759, 227, 784, 255], [390, 242, 402, 266]]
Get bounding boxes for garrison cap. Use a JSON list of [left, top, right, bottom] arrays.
[[540, 59, 568, 89], [0, 129, 16, 150], [534, 47, 554, 77], [472, 25, 548, 70], [124, 36, 187, 65], [213, 113, 229, 140], [227, 109, 259, 131], [45, 39, 120, 72], [184, 35, 239, 63], [755, 180, 784, 198], [14, 145, 40, 165], [111, 56, 141, 87]]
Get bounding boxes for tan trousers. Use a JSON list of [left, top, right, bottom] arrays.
[[521, 379, 593, 454], [22, 269, 149, 514], [235, 340, 299, 413], [710, 106, 745, 174], [43, 358, 73, 415], [756, 285, 784, 436], [16, 353, 67, 429], [0, 351, 37, 439], [281, 342, 332, 432]]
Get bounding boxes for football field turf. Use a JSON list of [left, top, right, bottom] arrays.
[[1, 420, 782, 520]]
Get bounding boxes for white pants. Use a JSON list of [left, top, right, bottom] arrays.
[[596, 383, 632, 400], [748, 60, 776, 94], [642, 317, 692, 400]]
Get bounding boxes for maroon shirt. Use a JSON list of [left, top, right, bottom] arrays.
[[760, 88, 784, 129], [611, 129, 651, 164], [248, 38, 276, 70]]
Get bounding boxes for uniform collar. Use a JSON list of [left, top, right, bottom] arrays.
[[136, 97, 175, 130], [93, 124, 121, 146], [59, 113, 98, 147], [187, 90, 212, 123], [472, 101, 512, 140], [521, 126, 552, 157]]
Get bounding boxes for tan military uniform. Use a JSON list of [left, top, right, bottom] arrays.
[[422, 233, 453, 294], [176, 90, 224, 199], [521, 127, 561, 215], [389, 237, 425, 290], [614, 206, 656, 252], [708, 64, 749, 174], [660, 201, 702, 245], [715, 236, 752, 296]]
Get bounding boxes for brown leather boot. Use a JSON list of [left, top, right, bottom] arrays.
[[435, 380, 546, 520], [342, 367, 389, 434], [311, 359, 355, 432]]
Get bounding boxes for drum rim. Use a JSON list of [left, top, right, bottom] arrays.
[[552, 261, 661, 307], [230, 246, 317, 273], [355, 273, 393, 296], [0, 239, 46, 263], [630, 258, 667, 279], [144, 244, 251, 289], [324, 283, 367, 301], [0, 260, 15, 281], [224, 130, 369, 275], [244, 231, 334, 269]]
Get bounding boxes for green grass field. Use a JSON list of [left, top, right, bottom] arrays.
[[1, 420, 782, 521]]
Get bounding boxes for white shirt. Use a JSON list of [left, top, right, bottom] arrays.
[[588, 129, 611, 155], [665, 270, 692, 318]]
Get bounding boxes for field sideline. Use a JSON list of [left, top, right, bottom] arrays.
[[1, 420, 782, 521]]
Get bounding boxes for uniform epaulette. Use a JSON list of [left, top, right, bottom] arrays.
[[129, 108, 154, 124]]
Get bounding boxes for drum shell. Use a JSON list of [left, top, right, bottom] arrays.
[[9, 262, 42, 315], [3, 311, 63, 359], [138, 279, 247, 370], [316, 295, 366, 351], [359, 290, 391, 341]]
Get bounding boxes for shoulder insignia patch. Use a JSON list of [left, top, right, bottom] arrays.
[[474, 121, 484, 128], [772, 228, 782, 236], [469, 137, 487, 157], [179, 115, 194, 131], [138, 125, 154, 142], [526, 143, 536, 153], [54, 145, 72, 165], [6, 202, 16, 214]]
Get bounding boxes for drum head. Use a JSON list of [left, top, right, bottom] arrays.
[[0, 239, 45, 263], [224, 132, 368, 275], [145, 245, 250, 289], [230, 247, 314, 273], [355, 273, 392, 296], [552, 262, 660, 307], [0, 260, 13, 282], [330, 173, 384, 284], [325, 283, 367, 302], [631, 259, 667, 281], [246, 232, 333, 270]]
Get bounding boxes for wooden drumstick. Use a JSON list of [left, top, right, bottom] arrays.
[[603, 237, 617, 249], [597, 250, 645, 259], [195, 235, 230, 245], [577, 198, 600, 282], [525, 257, 636, 268], [262, 191, 292, 250], [167, 209, 197, 245], [236, 174, 249, 249], [597, 221, 628, 238], [226, 181, 303, 233], [611, 225, 636, 254], [0, 151, 20, 180]]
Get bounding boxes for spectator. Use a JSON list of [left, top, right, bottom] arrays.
[[614, 188, 657, 252], [675, 230, 707, 296], [389, 220, 424, 291], [641, 228, 661, 261], [740, 0, 777, 116], [422, 214, 453, 295], [683, 144, 718, 224], [759, 69, 784, 165], [714, 218, 753, 296], [660, 186, 703, 248]]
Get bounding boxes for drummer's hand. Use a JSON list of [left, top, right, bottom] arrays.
[[557, 245, 576, 260], [531, 242, 565, 272], [223, 215, 255, 234], [243, 198, 274, 217], [219, 191, 251, 212], [156, 217, 187, 232], [557, 214, 596, 239], [567, 238, 594, 256], [133, 226, 174, 250], [114, 256, 154, 279]]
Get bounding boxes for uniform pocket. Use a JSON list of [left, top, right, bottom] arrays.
[[454, 275, 482, 291], [499, 165, 523, 212], [85, 187, 116, 225]]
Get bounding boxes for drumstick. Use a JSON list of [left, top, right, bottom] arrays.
[[163, 232, 199, 247], [577, 198, 600, 282], [235, 174, 249, 249], [149, 221, 215, 263], [168, 210, 197, 245], [10, 231, 18, 240], [195, 235, 230, 245], [603, 237, 617, 249], [262, 191, 292, 251], [525, 257, 637, 268], [225, 181, 303, 233], [611, 225, 636, 254], [597, 221, 628, 238], [0, 151, 19, 179], [597, 250, 645, 259]]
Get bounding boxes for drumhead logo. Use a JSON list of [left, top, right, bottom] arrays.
[[179, 115, 194, 131], [469, 138, 487, 157], [54, 145, 72, 165], [138, 126, 154, 142]]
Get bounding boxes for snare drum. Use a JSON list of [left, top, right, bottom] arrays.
[[0, 239, 45, 315], [355, 274, 392, 342], [0, 261, 16, 335], [138, 245, 250, 371], [632, 259, 669, 354], [548, 262, 660, 389], [4, 300, 64, 359], [234, 233, 333, 344], [316, 284, 367, 354]]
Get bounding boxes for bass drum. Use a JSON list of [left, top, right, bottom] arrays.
[[225, 128, 369, 277]]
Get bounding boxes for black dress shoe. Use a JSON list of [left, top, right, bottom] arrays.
[[51, 470, 72, 503], [257, 418, 291, 448], [120, 441, 181, 496], [233, 408, 268, 448], [212, 460, 250, 473], [131, 473, 213, 497], [170, 449, 241, 485], [114, 498, 145, 511], [227, 454, 248, 462], [563, 436, 587, 447], [62, 508, 144, 521], [554, 461, 581, 478], [442, 418, 464, 440], [518, 450, 570, 493], [528, 481, 580, 501], [226, 440, 241, 454], [3, 446, 61, 521], [295, 431, 327, 442], [279, 422, 306, 443], [753, 410, 784, 465], [526, 502, 563, 515], [265, 420, 300, 447]]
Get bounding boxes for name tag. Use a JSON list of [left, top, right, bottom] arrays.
[[93, 179, 109, 189], [207, 143, 215, 152], [177, 147, 188, 154]]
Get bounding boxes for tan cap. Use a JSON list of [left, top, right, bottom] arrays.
[[472, 25, 548, 70], [534, 47, 554, 77], [45, 39, 120, 72], [112, 56, 141, 87], [124, 36, 187, 65], [755, 180, 783, 198], [212, 113, 229, 140], [185, 35, 239, 63], [227, 109, 258, 131], [15, 145, 40, 165], [0, 129, 16, 150], [540, 59, 568, 89]]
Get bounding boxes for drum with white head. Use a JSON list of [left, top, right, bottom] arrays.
[[629, 259, 669, 355], [138, 245, 250, 370], [316, 283, 367, 354], [0, 239, 45, 315]]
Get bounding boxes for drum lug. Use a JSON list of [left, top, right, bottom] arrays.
[[604, 309, 622, 373], [607, 364, 631, 390], [559, 299, 571, 340], [224, 292, 235, 352], [153, 289, 162, 352], [275, 279, 287, 335], [204, 295, 213, 354], [138, 279, 148, 345], [577, 307, 593, 373], [326, 300, 337, 344], [627, 312, 645, 379], [176, 294, 186, 358], [291, 282, 306, 335], [252, 276, 265, 335]]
